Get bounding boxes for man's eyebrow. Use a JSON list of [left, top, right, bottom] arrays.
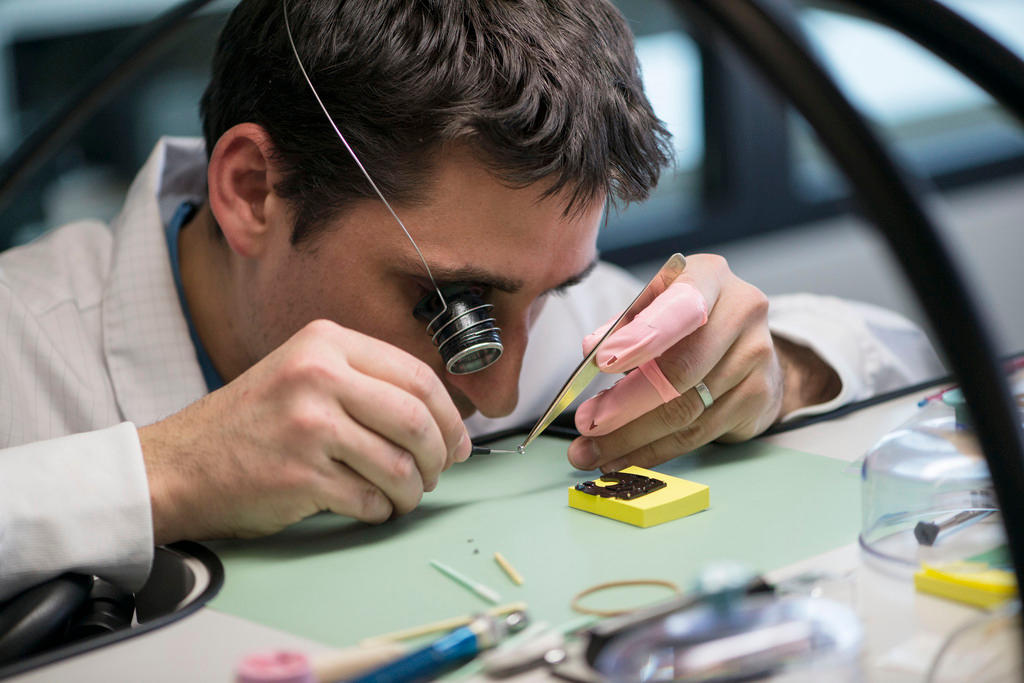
[[542, 257, 599, 295], [408, 262, 526, 293], [401, 256, 599, 295]]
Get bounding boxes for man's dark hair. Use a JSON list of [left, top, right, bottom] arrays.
[[201, 0, 672, 245]]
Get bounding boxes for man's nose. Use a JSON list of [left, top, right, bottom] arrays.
[[446, 316, 528, 419]]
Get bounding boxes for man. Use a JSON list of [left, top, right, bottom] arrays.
[[0, 0, 941, 601]]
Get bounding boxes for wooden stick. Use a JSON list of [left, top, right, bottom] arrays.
[[359, 601, 528, 645], [493, 552, 524, 585], [429, 559, 502, 604], [311, 641, 407, 681]]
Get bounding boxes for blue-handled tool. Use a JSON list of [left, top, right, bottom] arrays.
[[343, 610, 528, 683]]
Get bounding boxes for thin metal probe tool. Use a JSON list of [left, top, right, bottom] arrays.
[[914, 509, 997, 546], [281, 0, 448, 329], [283, 1, 503, 454], [470, 446, 525, 456]]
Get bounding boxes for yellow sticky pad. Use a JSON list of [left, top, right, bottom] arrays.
[[568, 466, 709, 528], [914, 562, 1017, 609]]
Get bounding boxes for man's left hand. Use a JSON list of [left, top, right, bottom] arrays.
[[567, 254, 839, 472]]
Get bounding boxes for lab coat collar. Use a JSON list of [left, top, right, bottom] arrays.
[[102, 137, 210, 426]]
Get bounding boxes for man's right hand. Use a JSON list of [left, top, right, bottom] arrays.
[[138, 319, 470, 544]]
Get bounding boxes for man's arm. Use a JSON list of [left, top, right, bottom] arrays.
[[1, 318, 471, 599], [767, 293, 945, 420], [137, 319, 471, 545], [0, 425, 153, 603], [774, 335, 842, 418]]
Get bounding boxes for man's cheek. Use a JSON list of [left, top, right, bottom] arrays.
[[449, 388, 477, 419]]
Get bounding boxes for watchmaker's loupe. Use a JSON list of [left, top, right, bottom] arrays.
[[283, 2, 503, 376], [414, 285, 503, 375]]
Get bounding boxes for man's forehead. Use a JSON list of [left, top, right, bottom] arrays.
[[373, 149, 605, 293]]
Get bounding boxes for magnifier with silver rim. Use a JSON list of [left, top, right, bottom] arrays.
[[282, 0, 505, 378], [414, 284, 503, 375]]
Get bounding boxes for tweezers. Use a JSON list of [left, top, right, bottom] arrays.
[[517, 253, 687, 452]]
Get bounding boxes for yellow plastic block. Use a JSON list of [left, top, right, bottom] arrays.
[[568, 466, 709, 528], [914, 562, 1017, 609]]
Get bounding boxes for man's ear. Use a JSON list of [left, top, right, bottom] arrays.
[[207, 123, 283, 258]]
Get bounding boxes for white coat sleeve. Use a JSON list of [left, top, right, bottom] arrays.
[[0, 424, 154, 602], [768, 293, 945, 421]]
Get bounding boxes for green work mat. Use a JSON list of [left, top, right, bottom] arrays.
[[208, 436, 860, 646]]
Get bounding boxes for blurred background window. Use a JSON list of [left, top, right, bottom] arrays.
[[595, 1, 703, 253], [1, 0, 1022, 268], [0, 0, 228, 248], [791, 0, 1024, 200]]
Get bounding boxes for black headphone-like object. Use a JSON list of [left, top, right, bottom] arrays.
[[413, 285, 503, 375]]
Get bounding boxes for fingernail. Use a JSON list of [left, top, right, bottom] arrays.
[[455, 432, 471, 463], [602, 458, 627, 473], [575, 398, 597, 435], [570, 439, 600, 470]]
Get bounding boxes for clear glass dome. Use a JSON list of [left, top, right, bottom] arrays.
[[859, 391, 1010, 569]]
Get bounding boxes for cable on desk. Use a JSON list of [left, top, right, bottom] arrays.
[[472, 352, 1024, 446]]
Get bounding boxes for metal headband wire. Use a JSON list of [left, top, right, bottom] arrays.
[[281, 0, 449, 327]]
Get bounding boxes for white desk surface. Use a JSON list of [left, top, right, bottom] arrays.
[[10, 382, 998, 682]]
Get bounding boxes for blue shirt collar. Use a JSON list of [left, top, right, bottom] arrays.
[[165, 201, 225, 393]]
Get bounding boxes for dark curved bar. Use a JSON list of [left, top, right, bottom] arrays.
[[0, 0, 221, 215], [0, 542, 223, 679], [816, 0, 1024, 126], [669, 0, 1024, 650]]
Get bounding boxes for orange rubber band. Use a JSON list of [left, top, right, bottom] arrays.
[[570, 579, 681, 617]]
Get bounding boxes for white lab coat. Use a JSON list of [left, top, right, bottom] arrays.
[[0, 138, 943, 601]]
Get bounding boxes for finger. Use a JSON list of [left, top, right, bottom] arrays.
[[568, 372, 721, 470], [312, 459, 394, 524], [569, 346, 751, 469], [333, 327, 471, 465], [594, 280, 709, 372], [656, 272, 772, 397], [569, 380, 741, 473], [675, 254, 730, 309], [582, 314, 618, 357], [598, 397, 734, 472], [575, 305, 736, 439], [327, 411, 429, 516], [574, 292, 757, 443], [574, 360, 680, 437], [596, 368, 780, 472], [574, 269, 738, 439], [580, 255, 725, 362], [645, 299, 739, 398], [338, 371, 447, 491]]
